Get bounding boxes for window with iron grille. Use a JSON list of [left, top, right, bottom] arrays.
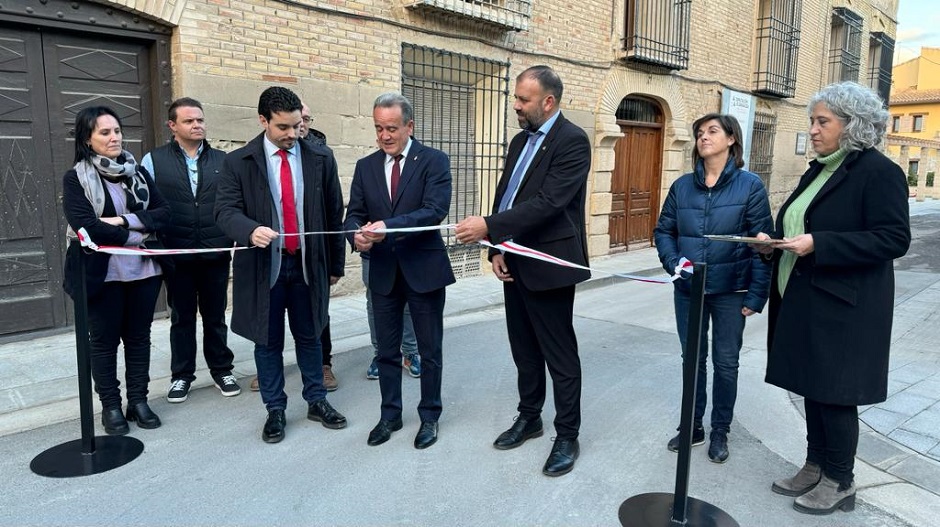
[[401, 44, 510, 278], [753, 0, 801, 98], [616, 97, 663, 123], [867, 32, 895, 106], [749, 113, 776, 189], [828, 8, 863, 83], [623, 0, 692, 70]]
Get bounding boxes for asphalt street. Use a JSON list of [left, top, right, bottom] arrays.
[[0, 278, 930, 526], [0, 200, 938, 526]]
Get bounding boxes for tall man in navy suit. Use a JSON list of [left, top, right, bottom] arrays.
[[345, 92, 455, 449], [456, 66, 592, 476]]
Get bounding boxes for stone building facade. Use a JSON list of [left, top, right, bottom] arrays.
[[887, 51, 940, 201], [0, 0, 900, 334]]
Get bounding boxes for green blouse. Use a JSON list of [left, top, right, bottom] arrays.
[[777, 148, 849, 295]]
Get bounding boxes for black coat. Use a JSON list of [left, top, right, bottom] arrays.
[[214, 134, 345, 345], [62, 166, 170, 300], [485, 113, 591, 291], [764, 148, 911, 405]]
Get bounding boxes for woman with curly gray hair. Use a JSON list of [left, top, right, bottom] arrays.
[[753, 82, 911, 515]]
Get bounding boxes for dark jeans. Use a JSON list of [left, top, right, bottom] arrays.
[[805, 398, 859, 485], [166, 258, 234, 382], [254, 254, 326, 411], [86, 276, 162, 409], [674, 289, 746, 433], [372, 267, 445, 422]]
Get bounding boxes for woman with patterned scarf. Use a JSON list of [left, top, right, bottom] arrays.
[[63, 106, 170, 436]]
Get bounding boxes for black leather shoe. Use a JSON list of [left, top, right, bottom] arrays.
[[414, 421, 439, 449], [493, 416, 543, 450], [262, 409, 287, 443], [307, 399, 347, 429], [126, 402, 161, 429], [543, 438, 579, 477], [101, 408, 129, 436], [367, 417, 403, 446]]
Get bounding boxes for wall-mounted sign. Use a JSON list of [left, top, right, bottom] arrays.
[[795, 132, 808, 155], [721, 89, 756, 169]]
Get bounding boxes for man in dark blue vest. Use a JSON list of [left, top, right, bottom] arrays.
[[142, 97, 240, 403]]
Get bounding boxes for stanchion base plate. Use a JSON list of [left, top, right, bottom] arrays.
[[30, 436, 144, 478], [619, 492, 739, 527]]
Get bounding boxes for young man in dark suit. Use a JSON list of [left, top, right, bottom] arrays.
[[456, 66, 592, 476], [214, 87, 347, 443], [344, 92, 455, 450]]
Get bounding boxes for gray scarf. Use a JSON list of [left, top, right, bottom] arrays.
[[66, 150, 150, 241]]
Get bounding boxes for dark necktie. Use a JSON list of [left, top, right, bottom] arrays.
[[390, 154, 403, 201], [498, 131, 542, 212], [277, 149, 299, 254]]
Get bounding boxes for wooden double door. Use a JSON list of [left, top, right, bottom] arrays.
[[609, 121, 663, 249], [0, 23, 156, 335]]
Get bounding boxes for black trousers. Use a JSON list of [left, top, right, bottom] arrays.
[[87, 276, 162, 409], [804, 398, 859, 485], [372, 267, 445, 422], [166, 258, 235, 382], [504, 281, 581, 440]]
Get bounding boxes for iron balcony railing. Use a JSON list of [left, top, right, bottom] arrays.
[[753, 0, 802, 98], [405, 0, 532, 31], [623, 0, 692, 70]]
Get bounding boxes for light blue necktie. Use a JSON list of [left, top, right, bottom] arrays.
[[498, 131, 542, 212]]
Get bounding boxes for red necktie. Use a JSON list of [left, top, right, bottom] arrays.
[[390, 154, 403, 200], [277, 149, 299, 254]]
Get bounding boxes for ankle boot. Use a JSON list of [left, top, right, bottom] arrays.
[[771, 461, 822, 496], [793, 474, 855, 515], [101, 408, 129, 436], [126, 401, 162, 429]]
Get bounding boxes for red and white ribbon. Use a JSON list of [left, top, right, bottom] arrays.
[[75, 226, 691, 283], [75, 228, 253, 256], [483, 239, 692, 283]]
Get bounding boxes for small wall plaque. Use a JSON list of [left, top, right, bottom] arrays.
[[795, 132, 808, 155]]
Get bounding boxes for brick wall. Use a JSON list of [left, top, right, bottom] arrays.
[[106, 0, 897, 257]]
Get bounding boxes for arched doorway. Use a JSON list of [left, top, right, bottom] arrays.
[[609, 96, 664, 249]]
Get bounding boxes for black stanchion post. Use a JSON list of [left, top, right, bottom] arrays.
[[618, 263, 739, 527], [75, 239, 96, 455], [30, 240, 143, 478]]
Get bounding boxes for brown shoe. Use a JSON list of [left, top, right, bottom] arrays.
[[772, 461, 822, 497], [793, 474, 855, 515], [322, 365, 338, 392], [249, 377, 259, 392]]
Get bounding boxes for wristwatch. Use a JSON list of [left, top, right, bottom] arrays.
[[120, 215, 129, 228]]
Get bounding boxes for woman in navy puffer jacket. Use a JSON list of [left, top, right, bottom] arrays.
[[654, 113, 773, 464]]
